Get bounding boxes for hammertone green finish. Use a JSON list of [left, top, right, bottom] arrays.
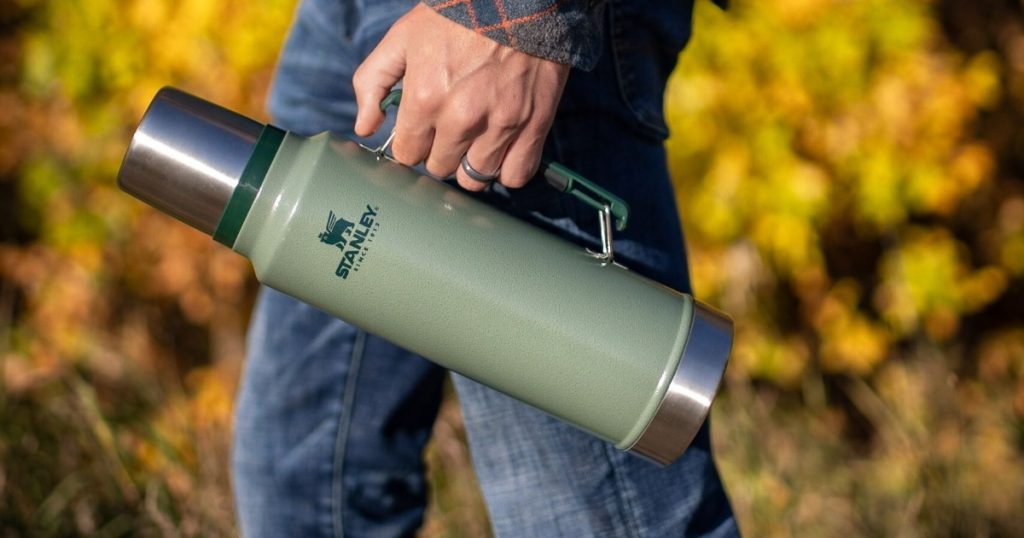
[[231, 132, 696, 447]]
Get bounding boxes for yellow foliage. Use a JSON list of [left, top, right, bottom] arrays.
[[668, 4, 1024, 532], [185, 367, 236, 430], [815, 281, 890, 374], [876, 228, 1007, 340], [1, 0, 298, 533], [731, 325, 809, 387], [3, 0, 1024, 535], [668, 0, 1014, 376]]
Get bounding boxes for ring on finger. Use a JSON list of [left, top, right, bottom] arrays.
[[460, 154, 500, 184]]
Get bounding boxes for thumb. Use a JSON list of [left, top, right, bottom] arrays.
[[353, 31, 407, 137]]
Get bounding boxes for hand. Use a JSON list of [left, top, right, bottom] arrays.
[[353, 3, 570, 192]]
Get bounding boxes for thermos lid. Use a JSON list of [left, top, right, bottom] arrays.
[[629, 301, 733, 465], [117, 87, 264, 235]]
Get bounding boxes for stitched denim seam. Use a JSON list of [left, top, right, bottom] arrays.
[[607, 0, 671, 140], [331, 329, 368, 538], [605, 443, 645, 538], [608, 3, 642, 127]]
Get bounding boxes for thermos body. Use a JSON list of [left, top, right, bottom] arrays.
[[241, 132, 695, 447], [118, 88, 732, 465]]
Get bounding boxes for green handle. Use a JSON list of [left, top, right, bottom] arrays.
[[539, 161, 629, 232], [377, 89, 630, 231], [379, 89, 404, 112]]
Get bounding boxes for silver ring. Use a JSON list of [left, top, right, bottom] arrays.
[[460, 155, 500, 183]]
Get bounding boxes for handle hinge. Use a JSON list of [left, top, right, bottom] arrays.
[[596, 204, 615, 263], [541, 161, 629, 264]]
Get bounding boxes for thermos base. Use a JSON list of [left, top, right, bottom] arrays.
[[627, 301, 733, 466]]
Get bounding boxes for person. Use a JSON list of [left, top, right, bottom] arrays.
[[231, 0, 739, 535]]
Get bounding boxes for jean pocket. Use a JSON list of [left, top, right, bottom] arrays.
[[608, 0, 696, 141]]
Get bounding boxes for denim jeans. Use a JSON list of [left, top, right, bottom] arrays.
[[231, 0, 738, 536]]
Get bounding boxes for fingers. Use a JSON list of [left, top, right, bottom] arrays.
[[467, 99, 555, 190], [419, 99, 515, 192], [455, 124, 516, 192], [417, 106, 544, 191], [423, 119, 474, 179], [391, 79, 446, 166], [494, 119, 549, 189], [353, 26, 407, 137], [353, 2, 571, 192], [493, 72, 563, 188]]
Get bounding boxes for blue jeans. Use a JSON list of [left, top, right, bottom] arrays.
[[232, 0, 738, 536]]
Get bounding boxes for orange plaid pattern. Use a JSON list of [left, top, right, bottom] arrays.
[[424, 0, 605, 69]]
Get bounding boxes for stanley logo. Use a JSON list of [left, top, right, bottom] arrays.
[[319, 205, 380, 280], [319, 212, 355, 249]]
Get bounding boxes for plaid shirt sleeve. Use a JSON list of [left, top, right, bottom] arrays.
[[422, 0, 606, 70]]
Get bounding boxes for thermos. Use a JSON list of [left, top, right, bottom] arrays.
[[117, 87, 733, 465]]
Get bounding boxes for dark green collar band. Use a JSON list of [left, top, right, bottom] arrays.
[[213, 125, 286, 247]]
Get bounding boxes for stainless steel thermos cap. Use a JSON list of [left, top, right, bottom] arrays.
[[117, 87, 263, 234]]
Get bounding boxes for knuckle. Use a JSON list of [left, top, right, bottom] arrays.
[[500, 175, 530, 189], [456, 172, 486, 192], [352, 69, 377, 98], [391, 140, 422, 166], [395, 154, 420, 167], [425, 158, 455, 178], [391, 13, 411, 31], [500, 161, 538, 189], [490, 108, 525, 131], [395, 153, 420, 167], [529, 107, 556, 129], [409, 86, 441, 111], [352, 68, 369, 91], [452, 104, 482, 130]]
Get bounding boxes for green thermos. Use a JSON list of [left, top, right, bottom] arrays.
[[117, 87, 732, 465]]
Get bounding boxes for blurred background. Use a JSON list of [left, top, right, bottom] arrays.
[[1, 0, 1022, 535]]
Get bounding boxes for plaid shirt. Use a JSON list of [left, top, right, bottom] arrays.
[[423, 0, 606, 69]]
